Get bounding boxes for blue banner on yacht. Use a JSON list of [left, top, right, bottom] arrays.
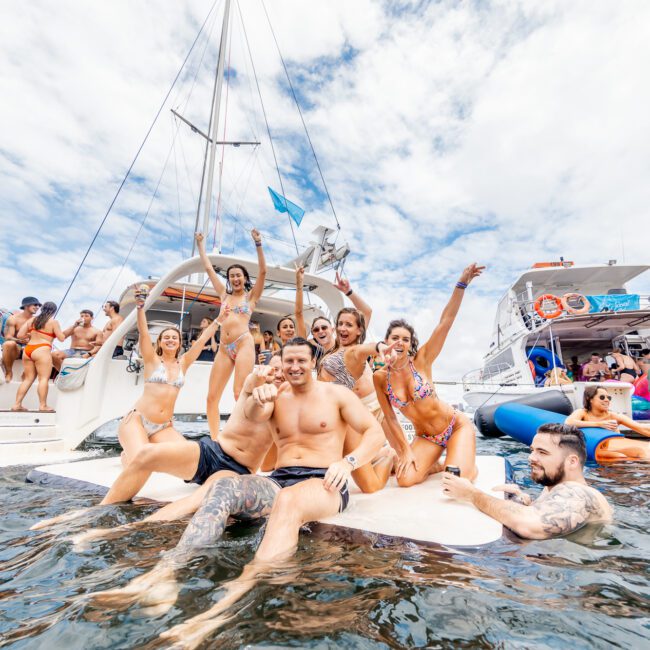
[[268, 187, 304, 226], [587, 294, 640, 313]]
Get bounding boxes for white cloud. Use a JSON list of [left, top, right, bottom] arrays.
[[1, 0, 649, 391]]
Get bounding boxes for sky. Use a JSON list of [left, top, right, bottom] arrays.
[[2, 0, 649, 398]]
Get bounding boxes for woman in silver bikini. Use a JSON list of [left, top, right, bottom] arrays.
[[196, 229, 267, 435], [374, 263, 484, 485], [119, 289, 230, 464]]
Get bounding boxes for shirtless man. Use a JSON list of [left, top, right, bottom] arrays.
[[443, 423, 612, 539], [1, 296, 40, 382], [32, 355, 286, 536], [90, 301, 124, 358], [582, 352, 611, 381], [52, 310, 101, 370], [86, 337, 383, 634]]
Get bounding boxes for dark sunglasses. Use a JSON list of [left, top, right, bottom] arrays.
[[598, 394, 611, 401], [312, 325, 329, 333]]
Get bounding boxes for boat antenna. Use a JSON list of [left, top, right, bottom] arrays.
[[56, 0, 222, 315], [259, 0, 342, 236]]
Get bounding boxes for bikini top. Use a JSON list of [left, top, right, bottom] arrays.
[[229, 295, 251, 316], [320, 349, 355, 390], [145, 362, 185, 389], [386, 359, 435, 409], [30, 327, 55, 339]]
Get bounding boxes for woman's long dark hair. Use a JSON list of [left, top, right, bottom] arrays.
[[225, 264, 252, 294], [327, 308, 366, 356], [34, 302, 57, 331], [583, 385, 607, 412], [385, 319, 419, 356]]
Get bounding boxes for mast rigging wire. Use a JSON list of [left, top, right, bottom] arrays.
[[56, 0, 222, 315], [259, 0, 341, 234]]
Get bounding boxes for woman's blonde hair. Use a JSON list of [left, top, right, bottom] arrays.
[[155, 327, 182, 358]]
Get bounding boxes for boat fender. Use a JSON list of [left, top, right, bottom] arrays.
[[561, 292, 590, 315], [494, 403, 623, 462], [534, 294, 563, 319], [474, 390, 573, 438]]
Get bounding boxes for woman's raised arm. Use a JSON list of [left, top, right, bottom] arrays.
[[418, 263, 484, 367], [294, 265, 307, 338], [135, 294, 156, 365], [248, 229, 267, 304], [195, 232, 226, 298], [334, 272, 372, 327]]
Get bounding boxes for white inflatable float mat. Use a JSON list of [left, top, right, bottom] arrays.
[[29, 455, 506, 547]]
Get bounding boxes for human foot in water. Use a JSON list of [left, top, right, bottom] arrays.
[[86, 564, 181, 616], [30, 508, 89, 531]]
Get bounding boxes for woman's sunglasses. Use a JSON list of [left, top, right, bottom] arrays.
[[598, 394, 611, 401]]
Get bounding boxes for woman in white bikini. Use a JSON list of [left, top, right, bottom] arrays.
[[374, 263, 484, 484], [196, 229, 266, 434], [119, 289, 229, 463]]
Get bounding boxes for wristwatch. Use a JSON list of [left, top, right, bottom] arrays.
[[344, 454, 358, 470]]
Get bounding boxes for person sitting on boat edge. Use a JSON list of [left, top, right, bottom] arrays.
[[120, 291, 232, 466], [33, 357, 286, 537], [195, 228, 267, 436], [565, 385, 650, 460], [84, 338, 384, 629], [373, 263, 485, 485], [52, 309, 101, 371], [12, 302, 65, 412], [1, 296, 41, 383], [582, 352, 611, 382], [88, 300, 125, 358], [443, 423, 612, 539]]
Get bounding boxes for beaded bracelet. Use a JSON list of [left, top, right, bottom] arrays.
[[456, 281, 468, 290], [346, 289, 353, 297]]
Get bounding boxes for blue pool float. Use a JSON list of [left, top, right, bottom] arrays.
[[494, 403, 623, 462]]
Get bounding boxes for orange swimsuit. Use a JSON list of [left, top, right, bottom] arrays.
[[25, 328, 55, 360]]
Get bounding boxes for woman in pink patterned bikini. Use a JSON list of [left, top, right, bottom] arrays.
[[373, 263, 484, 486]]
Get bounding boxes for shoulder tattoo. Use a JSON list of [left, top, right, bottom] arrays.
[[533, 484, 603, 536]]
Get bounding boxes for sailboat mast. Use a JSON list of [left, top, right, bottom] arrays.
[[192, 0, 232, 256]]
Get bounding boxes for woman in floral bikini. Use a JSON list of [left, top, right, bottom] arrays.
[[374, 263, 484, 485]]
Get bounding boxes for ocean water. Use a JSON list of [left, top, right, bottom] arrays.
[[0, 430, 648, 649]]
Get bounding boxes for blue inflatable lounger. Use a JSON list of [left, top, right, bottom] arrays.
[[494, 403, 624, 462]]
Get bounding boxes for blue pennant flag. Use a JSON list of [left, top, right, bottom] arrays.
[[268, 186, 305, 226]]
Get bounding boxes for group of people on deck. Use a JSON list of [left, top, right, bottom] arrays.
[[2, 297, 124, 412], [27, 229, 630, 644]]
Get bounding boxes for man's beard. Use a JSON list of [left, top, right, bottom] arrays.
[[531, 462, 565, 487]]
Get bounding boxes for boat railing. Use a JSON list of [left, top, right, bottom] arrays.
[[513, 291, 650, 332], [462, 363, 518, 390]]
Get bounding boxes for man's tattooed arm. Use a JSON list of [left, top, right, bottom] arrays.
[[164, 475, 279, 565], [470, 483, 605, 539]]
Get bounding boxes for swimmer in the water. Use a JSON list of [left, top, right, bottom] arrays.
[[443, 423, 612, 539], [196, 229, 267, 435], [374, 263, 485, 484], [565, 385, 650, 460], [85, 339, 383, 637]]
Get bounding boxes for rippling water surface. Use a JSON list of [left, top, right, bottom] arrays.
[[1, 429, 648, 649]]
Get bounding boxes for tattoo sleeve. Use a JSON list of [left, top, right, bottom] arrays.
[[166, 476, 279, 563], [531, 484, 601, 537]]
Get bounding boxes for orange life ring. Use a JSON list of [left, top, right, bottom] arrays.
[[534, 294, 562, 319], [561, 292, 590, 315]]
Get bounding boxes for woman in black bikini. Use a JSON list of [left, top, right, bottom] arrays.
[[196, 229, 266, 434], [374, 263, 484, 485]]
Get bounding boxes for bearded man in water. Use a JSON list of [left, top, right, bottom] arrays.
[[443, 423, 612, 539], [86, 337, 384, 638]]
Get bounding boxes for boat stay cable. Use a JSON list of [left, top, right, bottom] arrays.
[[56, 0, 222, 315], [259, 0, 342, 237], [236, 0, 300, 257]]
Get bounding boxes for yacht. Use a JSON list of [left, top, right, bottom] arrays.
[[463, 260, 650, 417]]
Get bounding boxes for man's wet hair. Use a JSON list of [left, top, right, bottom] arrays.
[[80, 309, 93, 318], [537, 422, 587, 466], [281, 337, 316, 360], [106, 300, 120, 314]]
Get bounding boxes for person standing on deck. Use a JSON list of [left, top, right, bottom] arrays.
[[195, 228, 267, 435]]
